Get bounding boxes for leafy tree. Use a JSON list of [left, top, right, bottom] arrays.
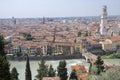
[[69, 69, 77, 80], [84, 31, 88, 37], [11, 67, 19, 80], [22, 32, 35, 40], [3, 40, 10, 45], [95, 56, 104, 75], [25, 54, 32, 80], [0, 55, 11, 80], [48, 65, 56, 77], [57, 60, 68, 80], [0, 35, 11, 80], [36, 59, 48, 80], [0, 35, 5, 56], [77, 31, 82, 37], [47, 46, 52, 55]]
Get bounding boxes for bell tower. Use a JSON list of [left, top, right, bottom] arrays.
[[100, 5, 108, 35]]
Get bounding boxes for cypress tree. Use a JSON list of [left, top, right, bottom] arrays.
[[11, 67, 19, 80], [0, 35, 11, 80], [57, 60, 68, 80], [0, 55, 11, 80], [69, 69, 77, 80], [0, 35, 5, 56], [48, 65, 56, 77], [25, 54, 32, 80], [36, 59, 48, 80], [77, 31, 82, 37], [95, 56, 104, 75], [84, 31, 88, 37]]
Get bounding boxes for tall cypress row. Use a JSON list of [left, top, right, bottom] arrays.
[[25, 54, 32, 80], [11, 67, 19, 80]]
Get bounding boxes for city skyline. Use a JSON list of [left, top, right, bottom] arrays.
[[0, 0, 120, 18]]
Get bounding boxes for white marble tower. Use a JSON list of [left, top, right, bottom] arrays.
[[100, 5, 108, 35]]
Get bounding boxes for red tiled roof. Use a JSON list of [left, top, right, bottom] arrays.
[[71, 65, 88, 80], [108, 36, 120, 42], [42, 77, 60, 80], [71, 65, 86, 72]]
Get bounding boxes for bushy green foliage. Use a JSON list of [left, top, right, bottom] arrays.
[[0, 55, 11, 80], [69, 69, 77, 80], [85, 67, 120, 80], [77, 31, 82, 37], [36, 59, 57, 80], [48, 65, 56, 77], [116, 52, 120, 58], [22, 32, 35, 40], [3, 40, 10, 45], [0, 35, 11, 80], [36, 59, 48, 80], [84, 31, 88, 37], [95, 56, 104, 75], [0, 35, 5, 56], [87, 57, 105, 75], [57, 60, 68, 80], [11, 67, 19, 80], [47, 46, 53, 55], [102, 67, 120, 80], [85, 75, 97, 80]]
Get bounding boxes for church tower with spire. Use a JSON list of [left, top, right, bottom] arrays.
[[99, 5, 108, 35]]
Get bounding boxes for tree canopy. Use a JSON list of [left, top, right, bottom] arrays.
[[11, 67, 19, 80], [69, 69, 77, 80], [48, 65, 56, 77], [57, 60, 68, 80], [0, 35, 11, 80], [95, 56, 104, 75], [22, 32, 35, 40], [36, 59, 48, 80], [0, 35, 5, 56], [77, 31, 82, 37], [0, 55, 11, 80]]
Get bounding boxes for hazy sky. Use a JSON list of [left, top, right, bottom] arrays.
[[0, 0, 120, 18]]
